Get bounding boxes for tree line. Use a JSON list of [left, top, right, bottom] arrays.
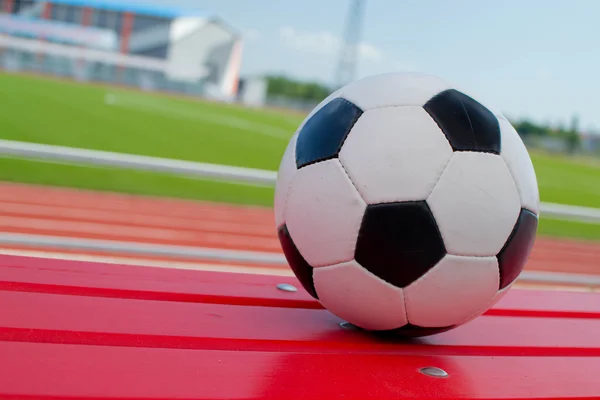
[[512, 116, 581, 153], [265, 75, 583, 152], [265, 75, 331, 103]]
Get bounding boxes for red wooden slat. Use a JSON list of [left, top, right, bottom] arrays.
[[0, 255, 313, 308], [2, 290, 599, 356], [0, 254, 284, 281], [0, 341, 598, 400], [1, 254, 599, 318], [1, 255, 599, 399], [490, 288, 600, 318]]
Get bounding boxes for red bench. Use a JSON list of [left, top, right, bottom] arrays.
[[1, 253, 599, 399]]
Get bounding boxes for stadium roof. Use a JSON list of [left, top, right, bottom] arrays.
[[40, 0, 210, 19]]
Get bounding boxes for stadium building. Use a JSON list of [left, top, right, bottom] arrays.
[[0, 0, 244, 99]]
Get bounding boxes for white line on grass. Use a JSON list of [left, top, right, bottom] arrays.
[[104, 92, 294, 140]]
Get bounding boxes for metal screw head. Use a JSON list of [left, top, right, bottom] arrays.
[[339, 321, 352, 329], [276, 283, 297, 292], [419, 367, 448, 378], [339, 321, 359, 330]]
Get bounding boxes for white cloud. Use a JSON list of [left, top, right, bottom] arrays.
[[274, 25, 419, 82], [357, 43, 384, 63], [535, 67, 553, 81], [243, 28, 261, 42], [278, 26, 384, 62]]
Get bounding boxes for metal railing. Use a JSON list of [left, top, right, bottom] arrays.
[[0, 138, 598, 223], [1, 232, 599, 287]]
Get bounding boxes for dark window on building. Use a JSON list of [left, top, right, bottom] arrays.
[[94, 9, 108, 28], [132, 14, 168, 32], [104, 10, 118, 31], [13, 0, 35, 13], [64, 5, 81, 23], [113, 12, 123, 32], [134, 45, 168, 59], [50, 3, 63, 20]]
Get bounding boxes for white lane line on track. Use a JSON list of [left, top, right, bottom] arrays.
[[0, 248, 294, 277], [1, 247, 596, 292], [0, 233, 287, 265]]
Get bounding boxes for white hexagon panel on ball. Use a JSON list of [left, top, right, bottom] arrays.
[[284, 159, 367, 268], [427, 152, 521, 257], [339, 106, 453, 204], [313, 260, 408, 331], [403, 254, 500, 327]]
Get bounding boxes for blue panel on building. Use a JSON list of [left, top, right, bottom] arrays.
[[37, 0, 209, 18], [0, 14, 118, 49]]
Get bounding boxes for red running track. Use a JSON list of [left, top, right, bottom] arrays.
[[0, 182, 597, 276]]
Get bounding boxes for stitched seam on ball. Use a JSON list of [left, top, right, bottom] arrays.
[[454, 148, 499, 154], [498, 153, 538, 216], [495, 256, 501, 292], [277, 137, 299, 230], [446, 252, 499, 258], [361, 104, 425, 110], [401, 286, 409, 325], [500, 154, 536, 214], [456, 282, 505, 327], [454, 259, 503, 326], [402, 257, 442, 326], [336, 159, 368, 260], [323, 260, 406, 292], [335, 98, 363, 154], [337, 157, 369, 206], [343, 260, 414, 326], [277, 179, 294, 230], [425, 152, 455, 202], [314, 253, 356, 269]]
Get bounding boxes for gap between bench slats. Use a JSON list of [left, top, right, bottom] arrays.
[[1, 290, 599, 357], [1, 255, 600, 318]]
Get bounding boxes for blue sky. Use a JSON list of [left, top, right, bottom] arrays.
[[142, 0, 599, 131]]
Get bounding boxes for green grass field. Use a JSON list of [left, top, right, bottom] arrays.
[[1, 73, 599, 240]]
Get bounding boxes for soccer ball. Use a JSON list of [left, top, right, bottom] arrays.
[[274, 72, 539, 336]]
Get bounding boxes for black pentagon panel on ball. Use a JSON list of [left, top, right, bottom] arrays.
[[423, 89, 501, 154], [497, 209, 539, 289], [355, 201, 446, 288], [295, 97, 363, 169], [277, 224, 318, 299]]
